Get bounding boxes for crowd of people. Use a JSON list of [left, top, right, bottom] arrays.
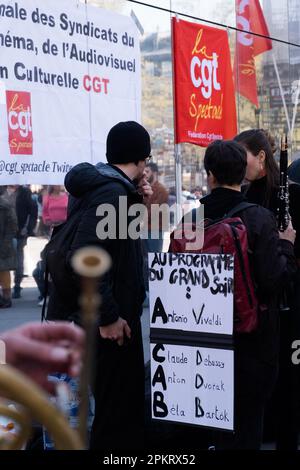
[[0, 121, 300, 451], [0, 184, 69, 308]]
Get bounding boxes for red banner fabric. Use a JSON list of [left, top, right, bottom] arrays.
[[172, 18, 237, 147], [234, 0, 272, 107]]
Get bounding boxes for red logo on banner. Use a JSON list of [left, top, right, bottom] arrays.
[[6, 91, 33, 155], [172, 18, 237, 147]]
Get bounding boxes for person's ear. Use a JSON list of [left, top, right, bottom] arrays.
[[258, 150, 266, 164], [207, 171, 217, 188]]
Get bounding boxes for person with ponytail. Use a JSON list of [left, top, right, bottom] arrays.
[[234, 129, 279, 213], [236, 129, 300, 450]]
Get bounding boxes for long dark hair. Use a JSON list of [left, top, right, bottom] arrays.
[[234, 129, 279, 207]]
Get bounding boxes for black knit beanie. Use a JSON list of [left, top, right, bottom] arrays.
[[106, 121, 151, 164]]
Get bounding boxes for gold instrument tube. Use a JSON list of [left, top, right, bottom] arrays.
[[0, 404, 31, 450], [71, 246, 111, 447], [0, 247, 110, 450], [0, 365, 84, 449]]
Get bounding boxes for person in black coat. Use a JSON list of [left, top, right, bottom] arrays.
[[0, 186, 17, 308], [235, 130, 300, 449], [199, 140, 296, 449], [13, 185, 38, 298], [46, 121, 153, 450]]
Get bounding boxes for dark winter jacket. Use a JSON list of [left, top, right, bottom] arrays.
[[0, 195, 17, 271], [242, 176, 278, 214], [46, 162, 145, 327], [15, 186, 38, 238], [200, 187, 297, 365]]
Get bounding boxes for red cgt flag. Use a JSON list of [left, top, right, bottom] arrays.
[[235, 0, 272, 107], [172, 18, 237, 147]]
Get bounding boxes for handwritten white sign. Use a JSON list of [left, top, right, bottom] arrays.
[[151, 342, 234, 431], [149, 253, 234, 336]]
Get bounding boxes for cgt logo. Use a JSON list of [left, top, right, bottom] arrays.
[[6, 90, 33, 155]]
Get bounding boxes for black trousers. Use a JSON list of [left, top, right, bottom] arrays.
[[14, 237, 27, 289], [264, 271, 300, 450], [90, 318, 145, 451], [216, 351, 278, 450]]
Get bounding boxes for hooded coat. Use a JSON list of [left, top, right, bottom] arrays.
[[46, 161, 145, 328], [0, 195, 17, 272], [50, 161, 146, 450], [15, 186, 37, 238]]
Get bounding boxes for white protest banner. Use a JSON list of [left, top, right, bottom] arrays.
[[151, 342, 234, 430], [0, 0, 141, 184], [149, 252, 234, 336]]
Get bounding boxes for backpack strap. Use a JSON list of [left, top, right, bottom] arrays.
[[225, 202, 257, 218]]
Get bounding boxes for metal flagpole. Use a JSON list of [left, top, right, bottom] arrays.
[[272, 52, 291, 134], [174, 143, 182, 224], [234, 25, 241, 133], [291, 77, 300, 145], [171, 13, 182, 225]]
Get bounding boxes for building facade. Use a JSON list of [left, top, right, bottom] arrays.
[[86, 0, 300, 189]]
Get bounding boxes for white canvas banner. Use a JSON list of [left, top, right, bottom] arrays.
[[0, 0, 141, 184]]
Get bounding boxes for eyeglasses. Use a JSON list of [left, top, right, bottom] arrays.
[[145, 155, 152, 164]]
